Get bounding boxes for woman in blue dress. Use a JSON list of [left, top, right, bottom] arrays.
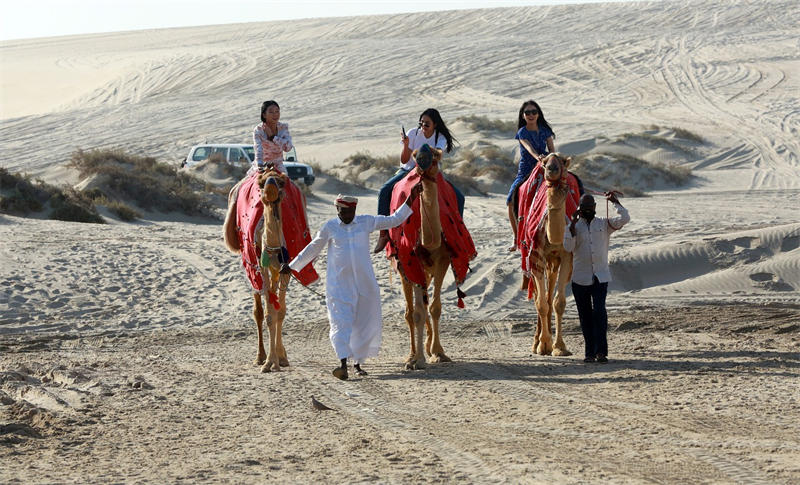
[[507, 100, 555, 251]]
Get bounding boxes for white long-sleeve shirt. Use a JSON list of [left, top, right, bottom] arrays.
[[288, 204, 413, 362], [563, 202, 630, 286]]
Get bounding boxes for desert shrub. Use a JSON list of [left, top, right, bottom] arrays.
[[456, 147, 478, 164], [443, 173, 486, 196], [458, 115, 516, 136], [106, 200, 141, 221], [571, 152, 692, 193], [447, 143, 517, 184], [647, 124, 707, 144], [82, 187, 107, 201], [69, 148, 215, 216], [342, 151, 398, 171], [48, 187, 105, 223], [307, 161, 324, 175], [671, 127, 706, 143], [336, 152, 399, 186], [0, 168, 49, 214], [617, 133, 696, 156]]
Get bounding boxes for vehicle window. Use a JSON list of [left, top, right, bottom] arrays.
[[192, 147, 211, 161], [242, 147, 255, 162], [229, 148, 243, 162]]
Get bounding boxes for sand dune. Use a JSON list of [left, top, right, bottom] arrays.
[[2, 0, 800, 483]]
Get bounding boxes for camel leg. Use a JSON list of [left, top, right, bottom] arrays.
[[253, 294, 266, 365], [277, 272, 290, 367], [545, 260, 558, 348], [260, 269, 282, 373], [401, 278, 419, 368], [262, 311, 282, 373], [427, 256, 451, 363], [406, 285, 427, 370], [534, 273, 553, 355], [552, 255, 573, 356]]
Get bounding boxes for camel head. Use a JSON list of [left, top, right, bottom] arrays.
[[257, 166, 288, 205], [543, 152, 571, 183], [413, 144, 442, 178]]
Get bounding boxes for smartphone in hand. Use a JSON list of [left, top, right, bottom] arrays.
[[401, 125, 407, 140]]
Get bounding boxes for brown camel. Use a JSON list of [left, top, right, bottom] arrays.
[[223, 168, 292, 373], [527, 154, 575, 356], [397, 148, 453, 370]]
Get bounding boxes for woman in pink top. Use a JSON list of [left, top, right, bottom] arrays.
[[252, 100, 293, 174]]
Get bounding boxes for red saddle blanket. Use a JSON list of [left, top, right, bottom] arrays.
[[236, 173, 318, 292], [517, 164, 581, 273], [386, 171, 476, 287]]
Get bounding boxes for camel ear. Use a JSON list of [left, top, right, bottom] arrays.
[[564, 156, 572, 168], [432, 148, 443, 162]]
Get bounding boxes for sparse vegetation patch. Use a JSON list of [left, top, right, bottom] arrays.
[[458, 115, 517, 136], [0, 167, 105, 223], [69, 148, 218, 217], [570, 152, 692, 196]]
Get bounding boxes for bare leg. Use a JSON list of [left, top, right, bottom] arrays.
[[507, 202, 517, 251]]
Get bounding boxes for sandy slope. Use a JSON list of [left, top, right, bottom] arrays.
[[1, 0, 800, 483]]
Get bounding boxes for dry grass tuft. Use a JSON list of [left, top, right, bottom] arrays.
[[458, 115, 517, 136], [0, 168, 105, 223], [571, 152, 692, 196], [69, 148, 218, 217]]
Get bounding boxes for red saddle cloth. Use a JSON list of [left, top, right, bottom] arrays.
[[516, 164, 580, 273], [386, 170, 476, 287], [236, 173, 318, 292]]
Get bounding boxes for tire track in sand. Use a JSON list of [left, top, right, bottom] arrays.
[[293, 364, 508, 483]]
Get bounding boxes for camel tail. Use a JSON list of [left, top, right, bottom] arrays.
[[223, 185, 242, 253]]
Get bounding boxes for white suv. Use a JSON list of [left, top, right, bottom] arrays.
[[182, 144, 315, 186], [183, 144, 254, 168]]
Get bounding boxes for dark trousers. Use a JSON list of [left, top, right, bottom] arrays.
[[377, 168, 465, 217], [572, 276, 609, 358]]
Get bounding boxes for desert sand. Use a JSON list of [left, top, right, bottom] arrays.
[[1, 0, 799, 483]]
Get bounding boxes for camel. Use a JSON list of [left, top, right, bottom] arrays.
[[390, 147, 475, 370], [223, 168, 292, 373], [523, 153, 577, 357]]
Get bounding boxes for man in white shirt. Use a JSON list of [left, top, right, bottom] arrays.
[[563, 193, 630, 363], [286, 185, 422, 380]]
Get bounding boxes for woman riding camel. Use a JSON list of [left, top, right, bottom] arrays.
[[507, 100, 555, 251], [252, 100, 293, 175], [373, 108, 463, 253]]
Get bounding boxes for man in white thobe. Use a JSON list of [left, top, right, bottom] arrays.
[[286, 185, 422, 380]]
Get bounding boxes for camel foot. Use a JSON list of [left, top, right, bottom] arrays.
[[254, 355, 266, 366], [279, 357, 290, 367], [404, 357, 426, 370], [536, 342, 553, 356], [428, 353, 452, 363], [552, 347, 572, 357]]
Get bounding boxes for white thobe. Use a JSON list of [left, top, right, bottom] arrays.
[[288, 204, 413, 363], [563, 202, 630, 285]]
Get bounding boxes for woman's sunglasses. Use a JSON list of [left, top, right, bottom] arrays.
[[418, 121, 432, 128], [524, 109, 539, 116]]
